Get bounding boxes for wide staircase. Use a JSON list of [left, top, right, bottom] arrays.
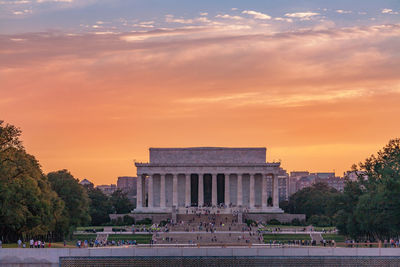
[[153, 213, 263, 245], [177, 214, 237, 224], [96, 233, 108, 245], [169, 214, 250, 232], [153, 232, 263, 245]]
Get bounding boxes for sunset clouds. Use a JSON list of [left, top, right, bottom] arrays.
[[1, 1, 400, 184]]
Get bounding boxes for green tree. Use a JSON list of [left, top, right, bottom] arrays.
[[336, 139, 400, 240], [110, 189, 134, 214], [287, 182, 341, 221], [86, 187, 112, 225], [47, 170, 91, 230], [0, 121, 64, 242]]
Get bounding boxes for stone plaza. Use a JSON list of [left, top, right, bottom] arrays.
[[134, 147, 285, 214]]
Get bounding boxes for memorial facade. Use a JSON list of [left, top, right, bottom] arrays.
[[134, 147, 284, 213]]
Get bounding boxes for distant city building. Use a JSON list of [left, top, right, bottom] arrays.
[[96, 184, 117, 195], [311, 172, 336, 179], [289, 171, 310, 195], [79, 178, 93, 187], [289, 171, 342, 194], [117, 176, 137, 205], [344, 170, 367, 181], [278, 169, 289, 202], [315, 176, 345, 192], [295, 176, 315, 192], [290, 171, 310, 178]]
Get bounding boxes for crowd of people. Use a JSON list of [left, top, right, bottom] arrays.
[[75, 239, 139, 248]]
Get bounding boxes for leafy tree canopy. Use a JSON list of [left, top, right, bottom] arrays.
[[86, 187, 112, 226], [336, 138, 400, 240], [47, 170, 91, 228], [110, 189, 134, 214], [0, 121, 64, 242]]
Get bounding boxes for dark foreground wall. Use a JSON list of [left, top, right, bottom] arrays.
[[60, 256, 400, 267], [2, 247, 400, 267]]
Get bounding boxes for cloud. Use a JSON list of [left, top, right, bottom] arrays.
[[215, 14, 243, 20], [242, 10, 271, 20], [274, 17, 293, 23], [2, 22, 400, 184], [12, 8, 31, 15], [382, 8, 399, 15], [36, 0, 74, 2], [165, 14, 193, 24], [199, 12, 208, 16], [336, 10, 352, 14], [285, 12, 319, 20]]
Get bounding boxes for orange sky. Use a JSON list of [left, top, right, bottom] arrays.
[[2, 23, 400, 185]]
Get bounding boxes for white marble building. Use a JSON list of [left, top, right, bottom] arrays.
[[134, 147, 284, 213]]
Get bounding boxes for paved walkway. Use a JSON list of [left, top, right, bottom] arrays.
[[310, 233, 323, 243]]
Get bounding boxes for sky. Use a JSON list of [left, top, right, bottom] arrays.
[[1, 0, 400, 185]]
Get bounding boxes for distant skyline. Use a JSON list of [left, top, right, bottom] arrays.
[[1, 0, 400, 184]]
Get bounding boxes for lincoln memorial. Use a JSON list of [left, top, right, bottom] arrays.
[[134, 147, 284, 214]]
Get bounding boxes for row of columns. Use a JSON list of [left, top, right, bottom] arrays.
[[137, 173, 279, 209]]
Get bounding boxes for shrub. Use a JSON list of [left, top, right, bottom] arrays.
[[268, 219, 281, 225], [307, 215, 332, 227], [245, 219, 257, 226], [136, 218, 152, 225], [123, 215, 135, 225], [291, 218, 305, 226], [159, 220, 168, 227]]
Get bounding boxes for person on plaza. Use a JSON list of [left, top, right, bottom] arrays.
[[17, 239, 22, 248], [30, 239, 34, 248], [0, 240, 2, 248]]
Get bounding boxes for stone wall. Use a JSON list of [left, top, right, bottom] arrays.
[[245, 213, 306, 223], [149, 147, 266, 164], [2, 247, 400, 267]]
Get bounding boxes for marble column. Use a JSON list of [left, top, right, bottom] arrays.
[[136, 174, 143, 208], [198, 174, 204, 207], [224, 174, 230, 206], [185, 174, 191, 207], [212, 173, 217, 206], [160, 174, 166, 208], [262, 174, 267, 208], [273, 175, 279, 208], [148, 174, 153, 207], [237, 174, 243, 206], [172, 173, 178, 207], [249, 173, 255, 208]]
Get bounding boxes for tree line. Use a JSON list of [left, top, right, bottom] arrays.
[[283, 138, 400, 241], [0, 121, 133, 242]]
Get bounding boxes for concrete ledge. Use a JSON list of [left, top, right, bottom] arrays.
[[3, 247, 400, 265]]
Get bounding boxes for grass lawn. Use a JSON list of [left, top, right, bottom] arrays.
[[263, 234, 311, 242], [322, 234, 346, 242], [108, 234, 152, 244]]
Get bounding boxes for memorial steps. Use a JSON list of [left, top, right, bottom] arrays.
[[153, 232, 263, 245]]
